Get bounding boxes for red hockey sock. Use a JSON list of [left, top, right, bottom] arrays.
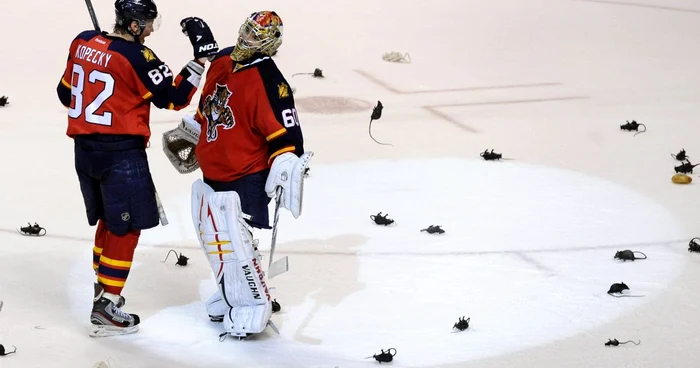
[[92, 220, 108, 272], [96, 228, 140, 295]]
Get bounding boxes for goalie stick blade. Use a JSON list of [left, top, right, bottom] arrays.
[[267, 320, 280, 335], [268, 256, 289, 279], [155, 191, 169, 226]]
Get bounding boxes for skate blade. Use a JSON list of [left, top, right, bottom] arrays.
[[222, 321, 279, 340], [224, 320, 277, 338], [222, 331, 249, 340], [89, 324, 139, 337]]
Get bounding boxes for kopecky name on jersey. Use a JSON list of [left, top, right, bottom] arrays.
[[75, 44, 113, 68]]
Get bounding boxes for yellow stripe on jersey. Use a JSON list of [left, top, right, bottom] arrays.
[[269, 146, 296, 163], [266, 128, 287, 141], [142, 92, 153, 99], [61, 78, 71, 88]]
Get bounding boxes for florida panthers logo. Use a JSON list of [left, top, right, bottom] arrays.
[[202, 84, 235, 142]]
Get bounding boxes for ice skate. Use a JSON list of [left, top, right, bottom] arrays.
[[89, 283, 140, 337]]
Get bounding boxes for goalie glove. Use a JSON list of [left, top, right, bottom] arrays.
[[265, 152, 314, 218], [162, 115, 201, 174]]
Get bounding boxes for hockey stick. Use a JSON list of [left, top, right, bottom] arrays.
[[84, 0, 101, 32], [267, 187, 288, 279], [268, 186, 283, 268], [155, 191, 169, 226], [266, 152, 313, 278]]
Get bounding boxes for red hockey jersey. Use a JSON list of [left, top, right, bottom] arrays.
[[194, 48, 304, 182], [57, 30, 200, 140]]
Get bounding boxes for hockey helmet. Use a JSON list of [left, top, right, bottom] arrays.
[[231, 11, 283, 61], [114, 0, 160, 36]]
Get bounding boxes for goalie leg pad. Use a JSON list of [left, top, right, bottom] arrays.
[[191, 179, 272, 335], [205, 290, 226, 322], [205, 239, 264, 322]]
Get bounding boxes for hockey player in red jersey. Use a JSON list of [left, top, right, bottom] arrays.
[[56, 0, 219, 337], [162, 10, 313, 338]]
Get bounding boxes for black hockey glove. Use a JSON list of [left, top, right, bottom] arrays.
[[180, 17, 219, 60]]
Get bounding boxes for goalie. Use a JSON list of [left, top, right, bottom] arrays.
[[163, 10, 312, 338]]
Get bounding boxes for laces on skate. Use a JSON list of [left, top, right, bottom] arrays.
[[162, 249, 189, 266], [110, 303, 132, 320], [366, 348, 397, 363]]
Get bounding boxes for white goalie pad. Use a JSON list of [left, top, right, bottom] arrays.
[[191, 179, 272, 336], [265, 151, 314, 218], [163, 116, 201, 174]]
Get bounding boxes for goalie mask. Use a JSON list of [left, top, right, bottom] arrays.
[[230, 11, 283, 61]]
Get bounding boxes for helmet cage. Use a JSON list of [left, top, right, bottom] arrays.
[[235, 13, 283, 57]]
